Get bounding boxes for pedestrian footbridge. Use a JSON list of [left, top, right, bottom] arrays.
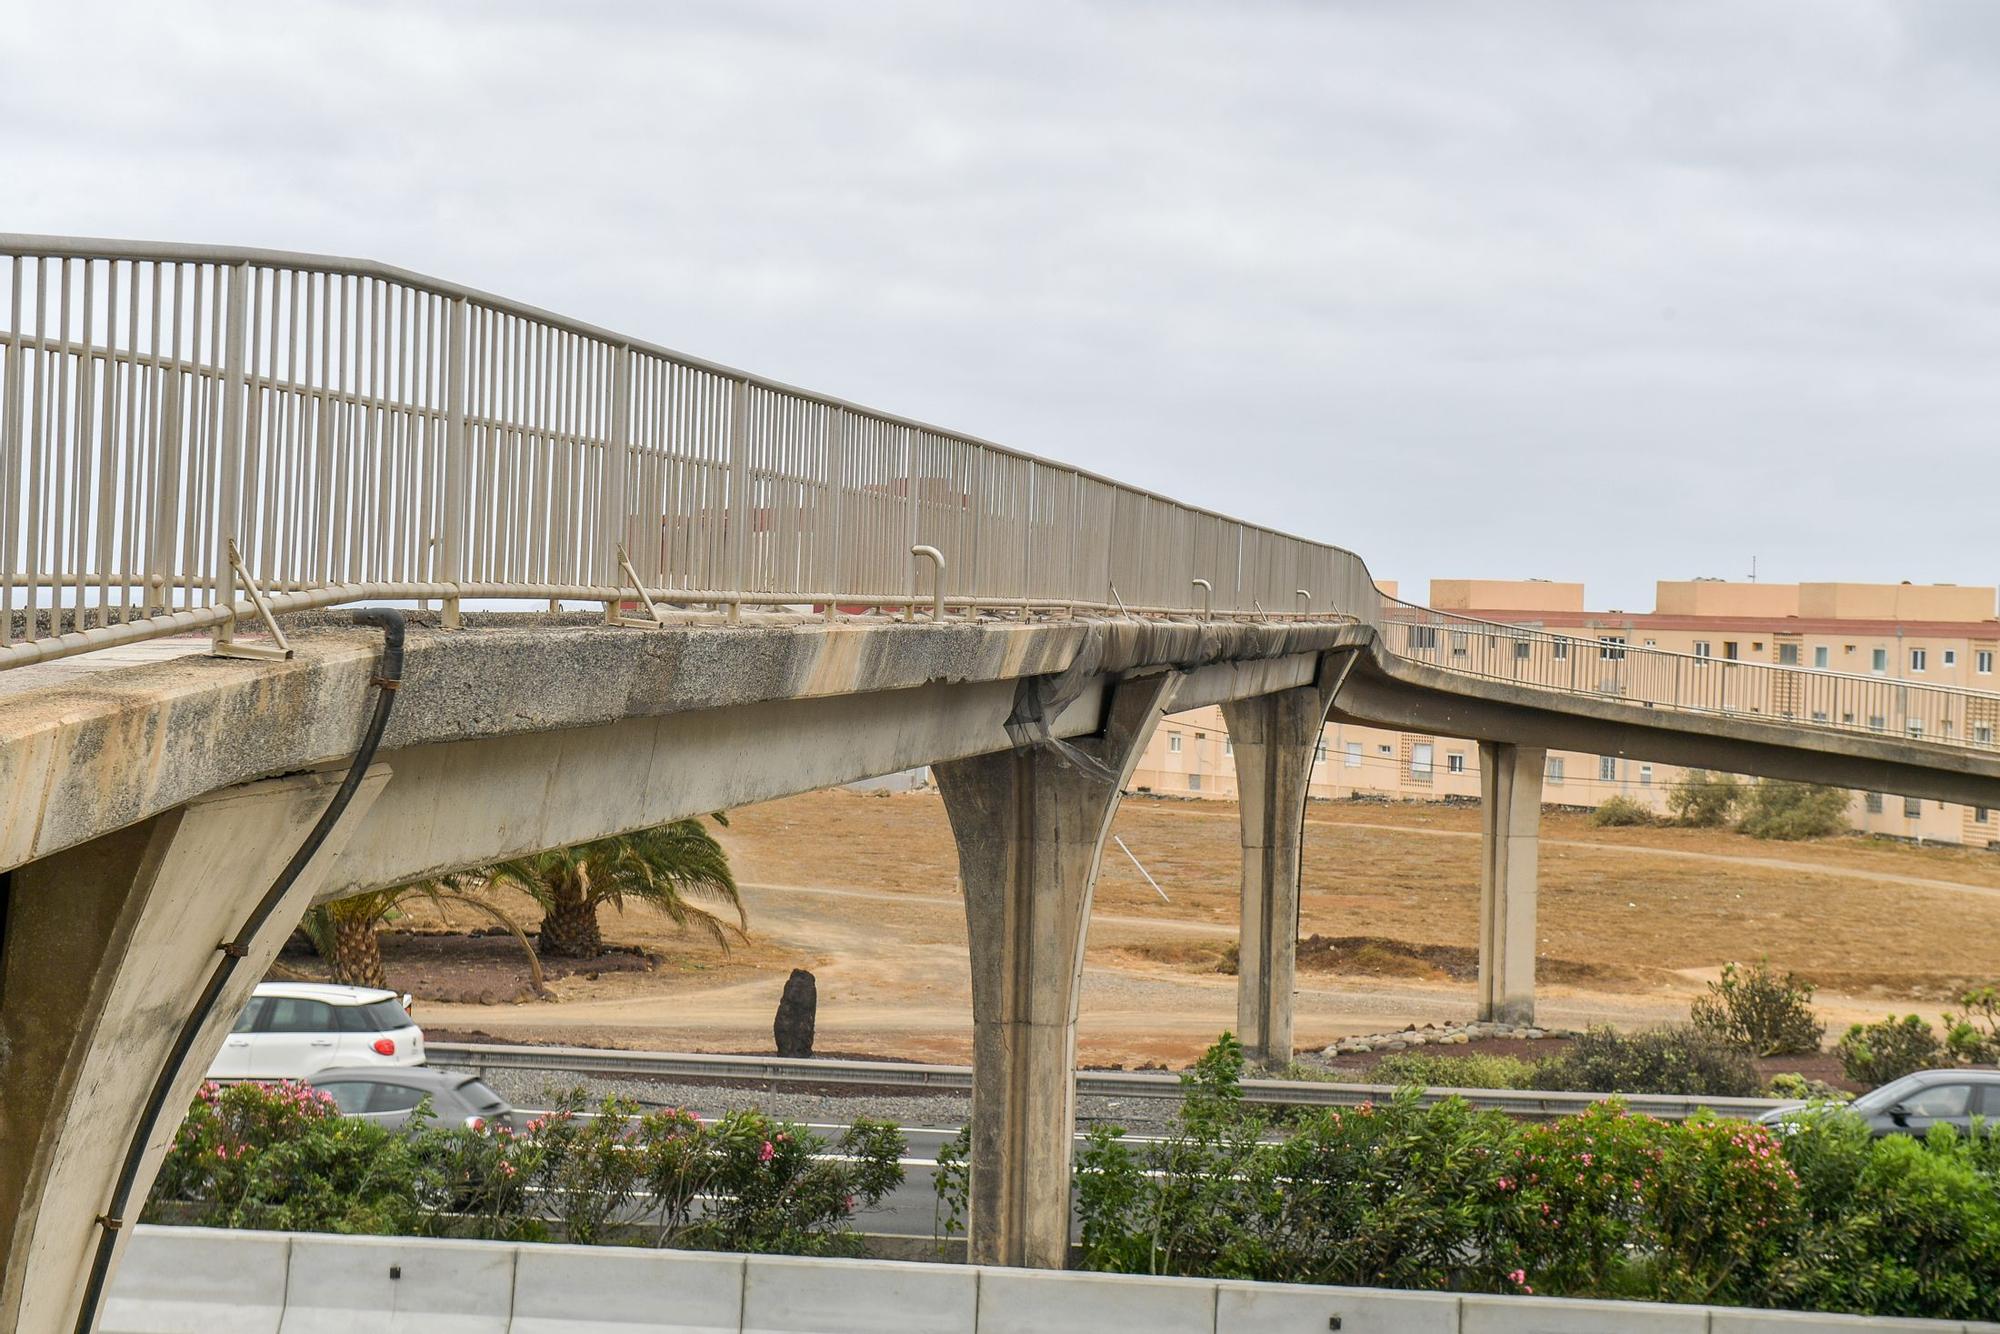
[[1, 236, 1995, 1333]]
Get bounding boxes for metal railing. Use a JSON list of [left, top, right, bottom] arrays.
[[0, 235, 1374, 669], [1378, 596, 2000, 756], [0, 234, 1994, 764]]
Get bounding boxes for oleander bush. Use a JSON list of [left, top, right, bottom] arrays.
[[941, 1036, 2000, 1322], [1690, 958, 1825, 1057], [146, 1080, 903, 1256]]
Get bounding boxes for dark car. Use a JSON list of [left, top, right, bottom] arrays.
[[306, 1066, 514, 1132], [1758, 1068, 2000, 1138]]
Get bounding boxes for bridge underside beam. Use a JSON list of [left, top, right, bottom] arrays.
[[934, 672, 1172, 1269], [0, 769, 388, 1334], [1218, 651, 1355, 1068]]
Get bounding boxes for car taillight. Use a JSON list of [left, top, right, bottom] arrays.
[[465, 1116, 486, 1131], [372, 1038, 396, 1056]]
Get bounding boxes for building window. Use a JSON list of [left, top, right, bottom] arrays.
[[1976, 807, 1991, 824], [1723, 641, 1740, 661], [1447, 752, 1466, 774], [1944, 650, 1957, 668], [1639, 765, 1653, 786], [1547, 757, 1565, 784], [1693, 641, 1711, 659], [1977, 725, 1994, 746], [1550, 638, 1570, 660], [1908, 721, 1924, 740], [1812, 710, 1828, 723], [1313, 740, 1326, 764], [1410, 743, 1434, 780], [1911, 649, 1927, 673], [1866, 792, 1884, 814], [1872, 648, 1888, 673], [1778, 643, 1799, 666], [1408, 625, 1438, 651], [1224, 738, 1233, 757], [1168, 734, 1182, 753], [1599, 636, 1626, 661], [1903, 797, 1922, 819], [1451, 632, 1469, 657], [1599, 755, 1617, 782], [1188, 773, 1202, 792], [1379, 744, 1393, 755], [1643, 638, 1656, 647], [1979, 650, 1994, 674], [1868, 715, 1886, 733], [1344, 742, 1362, 768], [1814, 646, 1829, 669], [1514, 640, 1532, 660]]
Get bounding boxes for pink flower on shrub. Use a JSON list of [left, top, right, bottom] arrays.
[[759, 1140, 775, 1164], [1508, 1269, 1532, 1294]]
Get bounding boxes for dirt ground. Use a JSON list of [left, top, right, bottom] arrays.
[[348, 789, 2000, 1068]]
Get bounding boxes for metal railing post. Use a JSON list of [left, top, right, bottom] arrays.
[[727, 378, 751, 620], [820, 406, 845, 619], [210, 261, 249, 653], [599, 344, 632, 619], [440, 296, 468, 629]]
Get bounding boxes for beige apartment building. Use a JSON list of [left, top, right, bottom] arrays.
[[1131, 577, 2000, 848]]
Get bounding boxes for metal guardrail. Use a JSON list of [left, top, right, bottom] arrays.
[[426, 1042, 1788, 1123], [1378, 594, 2000, 757], [0, 235, 1372, 670]]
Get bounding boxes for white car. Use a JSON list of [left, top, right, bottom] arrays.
[[208, 982, 425, 1080]]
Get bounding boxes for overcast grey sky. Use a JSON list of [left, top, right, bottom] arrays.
[[7, 1, 1997, 610]]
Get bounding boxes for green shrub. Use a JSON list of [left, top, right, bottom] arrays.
[[1591, 796, 1656, 828], [149, 1082, 903, 1256], [1666, 770, 1741, 827], [1537, 1026, 1763, 1098], [1942, 985, 2000, 1065], [1765, 1072, 1850, 1102], [1368, 1051, 1542, 1090], [1736, 781, 1851, 840], [1836, 1015, 1945, 1086], [1690, 958, 1825, 1056], [1776, 1111, 2000, 1320]]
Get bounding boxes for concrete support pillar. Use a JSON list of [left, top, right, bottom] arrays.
[[934, 673, 1172, 1270], [1477, 741, 1545, 1026], [0, 767, 389, 1334], [1218, 651, 1354, 1068]]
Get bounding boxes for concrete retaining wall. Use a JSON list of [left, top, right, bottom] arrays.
[[104, 1228, 1996, 1334]]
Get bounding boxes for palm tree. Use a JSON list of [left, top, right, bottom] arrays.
[[303, 884, 544, 992], [484, 816, 743, 960]]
